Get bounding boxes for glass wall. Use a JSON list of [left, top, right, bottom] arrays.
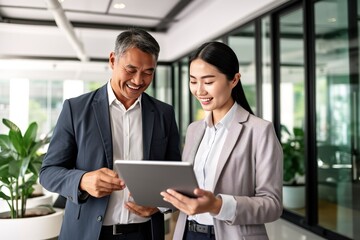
[[0, 79, 10, 133], [228, 24, 257, 114], [173, 62, 180, 126], [261, 16, 273, 122], [0, 60, 172, 139], [154, 65, 172, 105], [279, 6, 306, 216], [314, 0, 354, 238], [180, 57, 190, 145], [173, 1, 360, 239]]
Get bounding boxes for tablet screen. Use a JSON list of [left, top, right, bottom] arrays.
[[114, 160, 199, 208]]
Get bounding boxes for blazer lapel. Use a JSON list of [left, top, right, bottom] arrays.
[[92, 85, 113, 168], [213, 106, 249, 191], [141, 94, 154, 160], [186, 122, 206, 165]]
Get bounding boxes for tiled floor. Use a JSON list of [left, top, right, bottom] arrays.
[[266, 218, 326, 240], [166, 213, 327, 240]]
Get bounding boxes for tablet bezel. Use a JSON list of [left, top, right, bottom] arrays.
[[114, 160, 199, 209]]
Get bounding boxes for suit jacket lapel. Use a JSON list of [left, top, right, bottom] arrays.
[[141, 94, 154, 160], [93, 85, 113, 168], [213, 106, 249, 191]]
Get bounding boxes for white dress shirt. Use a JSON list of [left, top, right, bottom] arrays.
[[103, 80, 149, 225], [189, 103, 238, 225]]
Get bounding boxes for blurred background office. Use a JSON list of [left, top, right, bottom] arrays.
[[0, 0, 359, 239]]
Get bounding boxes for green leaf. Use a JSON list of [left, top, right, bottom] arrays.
[[0, 191, 11, 200], [2, 119, 21, 134], [23, 122, 38, 152], [8, 159, 21, 178], [0, 134, 11, 150], [0, 118, 51, 218], [20, 156, 31, 177], [8, 129, 26, 157]]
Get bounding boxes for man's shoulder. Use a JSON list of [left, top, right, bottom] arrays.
[[142, 93, 173, 110], [67, 84, 106, 105]]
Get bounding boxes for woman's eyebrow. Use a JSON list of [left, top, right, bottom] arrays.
[[190, 74, 216, 79]]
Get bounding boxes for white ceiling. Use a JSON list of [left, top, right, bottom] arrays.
[[0, 0, 289, 62]]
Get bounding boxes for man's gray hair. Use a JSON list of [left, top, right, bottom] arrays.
[[114, 28, 160, 60]]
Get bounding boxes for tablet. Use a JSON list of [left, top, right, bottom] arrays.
[[114, 160, 199, 208]]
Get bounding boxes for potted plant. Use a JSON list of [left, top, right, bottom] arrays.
[[0, 118, 63, 239], [281, 125, 305, 209]]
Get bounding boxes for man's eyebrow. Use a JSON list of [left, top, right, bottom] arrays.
[[125, 64, 155, 72], [125, 64, 137, 69], [189, 74, 216, 79]]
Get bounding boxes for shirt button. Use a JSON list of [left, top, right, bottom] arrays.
[[97, 216, 103, 222]]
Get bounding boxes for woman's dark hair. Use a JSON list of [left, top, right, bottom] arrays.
[[189, 41, 254, 115]]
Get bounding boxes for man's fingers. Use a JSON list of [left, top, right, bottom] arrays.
[[99, 167, 118, 178]]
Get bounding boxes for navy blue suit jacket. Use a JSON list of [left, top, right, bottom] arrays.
[[40, 84, 181, 240]]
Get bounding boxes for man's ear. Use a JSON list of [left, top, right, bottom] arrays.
[[109, 52, 116, 70]]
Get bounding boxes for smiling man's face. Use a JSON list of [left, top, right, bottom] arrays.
[[109, 47, 157, 109]]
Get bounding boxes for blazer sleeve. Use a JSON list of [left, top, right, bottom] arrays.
[[230, 122, 283, 225]]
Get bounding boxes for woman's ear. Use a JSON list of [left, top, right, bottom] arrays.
[[231, 73, 241, 87]]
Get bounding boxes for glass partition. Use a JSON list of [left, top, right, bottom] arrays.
[[279, 6, 306, 216], [262, 16, 273, 121], [228, 24, 257, 114], [154, 65, 172, 105], [315, 0, 354, 238]]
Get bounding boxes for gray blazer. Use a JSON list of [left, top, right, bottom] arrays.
[[173, 105, 283, 240], [40, 84, 181, 240]]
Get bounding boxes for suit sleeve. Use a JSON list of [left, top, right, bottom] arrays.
[[39, 99, 86, 205]]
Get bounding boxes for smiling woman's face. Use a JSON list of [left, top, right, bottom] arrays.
[[189, 58, 239, 122], [109, 47, 156, 109]]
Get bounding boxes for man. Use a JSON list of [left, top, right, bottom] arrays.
[[40, 28, 181, 240]]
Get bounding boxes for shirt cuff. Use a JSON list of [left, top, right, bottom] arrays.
[[211, 194, 236, 221], [158, 207, 172, 214], [78, 190, 90, 202]]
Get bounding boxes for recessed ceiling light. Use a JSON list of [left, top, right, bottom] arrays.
[[327, 17, 336, 23], [114, 3, 126, 9]]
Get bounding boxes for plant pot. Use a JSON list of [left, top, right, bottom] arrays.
[[0, 208, 64, 239], [0, 192, 53, 213], [283, 185, 305, 209]]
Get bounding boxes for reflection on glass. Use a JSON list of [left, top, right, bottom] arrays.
[[29, 80, 63, 136], [173, 63, 180, 126], [154, 65, 172, 105], [180, 57, 190, 146], [228, 24, 257, 114], [0, 79, 10, 133], [315, 0, 353, 238], [262, 17, 273, 121], [279, 7, 306, 216]]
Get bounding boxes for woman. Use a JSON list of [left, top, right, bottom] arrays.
[[161, 42, 283, 240]]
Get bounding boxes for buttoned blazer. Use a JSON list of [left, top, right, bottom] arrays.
[[173, 105, 283, 240], [40, 84, 181, 240]]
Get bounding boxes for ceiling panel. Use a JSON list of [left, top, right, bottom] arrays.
[[0, 7, 53, 21], [0, 0, 289, 62], [0, 0, 47, 8], [65, 12, 160, 27], [108, 0, 180, 18], [61, 0, 110, 13]]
